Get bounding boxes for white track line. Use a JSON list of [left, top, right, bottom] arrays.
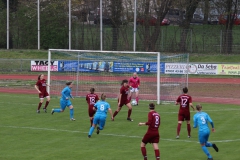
[[0, 125, 239, 143]]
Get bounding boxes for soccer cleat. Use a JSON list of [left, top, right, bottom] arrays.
[[127, 117, 133, 122], [111, 117, 114, 121], [188, 136, 191, 138], [207, 158, 213, 160], [43, 108, 47, 113], [88, 135, 91, 138], [96, 127, 100, 134], [37, 110, 40, 113], [212, 143, 219, 152], [176, 136, 180, 139], [51, 109, 54, 115], [70, 118, 76, 121]]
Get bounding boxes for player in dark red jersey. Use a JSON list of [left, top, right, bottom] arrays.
[[175, 87, 195, 139], [112, 79, 133, 121], [139, 103, 160, 160], [34, 74, 50, 113], [86, 88, 99, 126]]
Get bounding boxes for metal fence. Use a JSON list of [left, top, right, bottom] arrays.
[[1, 0, 240, 54]]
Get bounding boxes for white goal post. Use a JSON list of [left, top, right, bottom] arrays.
[[47, 49, 188, 104]]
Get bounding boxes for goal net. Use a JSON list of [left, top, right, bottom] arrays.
[[47, 49, 188, 104]]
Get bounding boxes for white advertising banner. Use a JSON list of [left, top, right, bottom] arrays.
[[31, 60, 58, 71], [188, 63, 218, 75], [165, 63, 218, 75], [165, 63, 188, 74]]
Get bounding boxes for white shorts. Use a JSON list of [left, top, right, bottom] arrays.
[[130, 87, 139, 93]]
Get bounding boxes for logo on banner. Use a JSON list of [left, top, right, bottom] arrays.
[[31, 60, 58, 71], [188, 64, 197, 74]]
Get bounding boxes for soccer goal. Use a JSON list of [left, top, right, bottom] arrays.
[[47, 49, 188, 104]]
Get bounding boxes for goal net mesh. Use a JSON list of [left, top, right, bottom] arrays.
[[48, 50, 188, 103]]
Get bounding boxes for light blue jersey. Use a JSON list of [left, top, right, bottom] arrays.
[[60, 86, 73, 111], [193, 111, 213, 132], [94, 100, 110, 118], [52, 85, 74, 120], [61, 86, 72, 101], [88, 100, 111, 136], [193, 111, 214, 144], [193, 110, 218, 159]]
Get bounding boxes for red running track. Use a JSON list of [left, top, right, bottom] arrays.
[[1, 74, 240, 105]]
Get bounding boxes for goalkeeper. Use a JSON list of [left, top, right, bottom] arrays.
[[129, 72, 140, 105]]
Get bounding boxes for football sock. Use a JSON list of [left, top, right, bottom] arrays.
[[54, 109, 61, 112], [113, 111, 119, 117], [155, 149, 160, 160], [37, 102, 43, 110], [88, 126, 95, 136], [44, 101, 49, 109], [206, 142, 213, 147], [136, 97, 139, 104], [141, 147, 147, 160], [187, 124, 191, 136], [128, 109, 132, 118], [201, 146, 212, 158], [70, 108, 74, 119], [177, 123, 182, 135]]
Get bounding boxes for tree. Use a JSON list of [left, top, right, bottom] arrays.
[[141, 0, 173, 51], [179, 0, 200, 52], [219, 0, 238, 54], [2, 0, 18, 12], [110, 0, 123, 51]]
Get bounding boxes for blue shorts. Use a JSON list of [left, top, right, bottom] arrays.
[[60, 99, 72, 111], [93, 115, 107, 130], [198, 130, 210, 144]]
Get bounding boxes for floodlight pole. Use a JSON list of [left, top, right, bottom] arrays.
[[133, 0, 137, 51], [69, 0, 72, 50], [38, 0, 40, 50], [7, 0, 9, 49], [100, 0, 103, 50]]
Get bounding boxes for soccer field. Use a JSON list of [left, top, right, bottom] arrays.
[[0, 93, 239, 160]]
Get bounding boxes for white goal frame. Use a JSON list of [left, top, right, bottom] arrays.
[[47, 49, 161, 104]]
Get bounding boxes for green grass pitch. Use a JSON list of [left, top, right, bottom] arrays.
[[0, 93, 240, 160]]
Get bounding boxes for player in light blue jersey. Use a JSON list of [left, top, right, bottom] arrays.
[[51, 82, 75, 121], [88, 93, 113, 138], [193, 104, 219, 160]]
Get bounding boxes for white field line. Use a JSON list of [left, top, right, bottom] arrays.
[[0, 125, 239, 143]]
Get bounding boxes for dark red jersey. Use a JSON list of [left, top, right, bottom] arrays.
[[146, 111, 160, 132], [176, 94, 192, 114], [119, 85, 129, 102], [36, 79, 47, 93], [86, 93, 99, 107]]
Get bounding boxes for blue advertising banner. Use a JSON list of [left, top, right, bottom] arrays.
[[58, 60, 164, 73], [58, 60, 113, 72], [113, 62, 164, 73]]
